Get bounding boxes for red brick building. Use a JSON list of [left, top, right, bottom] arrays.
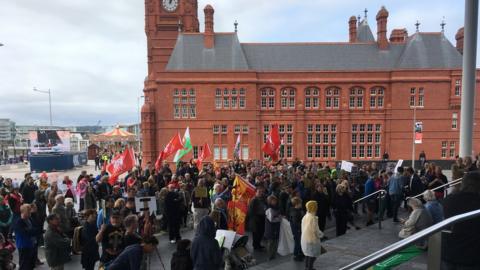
[[141, 1, 476, 166]]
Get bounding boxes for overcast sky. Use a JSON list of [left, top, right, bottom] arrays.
[[0, 0, 470, 126]]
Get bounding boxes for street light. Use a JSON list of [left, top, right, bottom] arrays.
[[33, 87, 52, 126]]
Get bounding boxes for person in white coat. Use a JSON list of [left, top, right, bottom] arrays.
[[301, 200, 324, 270]]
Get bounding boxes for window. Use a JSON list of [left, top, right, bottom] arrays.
[[242, 125, 249, 134], [174, 88, 196, 118], [441, 141, 447, 158], [352, 123, 382, 159], [193, 146, 199, 159], [452, 113, 458, 129], [261, 88, 275, 109], [214, 146, 220, 160], [349, 87, 364, 109], [213, 125, 219, 133], [455, 79, 461, 96], [410, 87, 424, 107], [281, 87, 296, 109], [370, 87, 385, 109], [325, 87, 340, 109], [216, 87, 246, 109], [242, 146, 249, 160], [221, 125, 227, 134], [221, 146, 228, 160], [306, 123, 337, 160], [307, 145, 313, 158], [266, 123, 294, 159], [305, 87, 319, 109], [234, 125, 241, 134]]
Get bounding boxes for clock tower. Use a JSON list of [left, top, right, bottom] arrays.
[[142, 0, 199, 165], [144, 0, 199, 73]]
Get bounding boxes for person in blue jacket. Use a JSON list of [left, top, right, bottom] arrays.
[[191, 216, 223, 270], [108, 236, 159, 270], [14, 204, 37, 270]]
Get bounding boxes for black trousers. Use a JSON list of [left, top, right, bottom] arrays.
[[168, 216, 181, 240], [318, 215, 327, 232], [18, 248, 35, 270], [335, 213, 348, 236], [252, 217, 265, 248]]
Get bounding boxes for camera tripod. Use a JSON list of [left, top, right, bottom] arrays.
[[147, 246, 166, 270]]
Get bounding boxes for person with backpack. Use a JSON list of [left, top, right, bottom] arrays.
[[79, 209, 99, 270]]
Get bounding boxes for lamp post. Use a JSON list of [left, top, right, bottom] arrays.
[[411, 105, 417, 170], [33, 87, 52, 126], [10, 127, 16, 160]]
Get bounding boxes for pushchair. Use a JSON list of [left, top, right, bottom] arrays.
[[225, 234, 256, 270]]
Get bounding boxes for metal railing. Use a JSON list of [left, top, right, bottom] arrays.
[[353, 189, 387, 229], [339, 208, 480, 270], [407, 177, 463, 200]]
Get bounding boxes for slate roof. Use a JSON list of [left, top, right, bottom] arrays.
[[165, 32, 462, 71], [356, 19, 375, 42]]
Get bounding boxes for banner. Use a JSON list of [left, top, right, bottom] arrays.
[[227, 175, 256, 234], [262, 124, 281, 161], [414, 122, 423, 144], [196, 142, 211, 169], [135, 196, 157, 214], [106, 147, 135, 185], [29, 130, 71, 153], [155, 132, 184, 170]]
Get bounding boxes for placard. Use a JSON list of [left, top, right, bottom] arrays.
[[340, 160, 354, 172], [215, 229, 236, 250], [135, 196, 157, 214]]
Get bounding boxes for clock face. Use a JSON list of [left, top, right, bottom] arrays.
[[162, 0, 178, 12]]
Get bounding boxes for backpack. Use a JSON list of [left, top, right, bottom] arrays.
[[72, 226, 83, 254]]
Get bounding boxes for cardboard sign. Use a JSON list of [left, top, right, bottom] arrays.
[[135, 196, 157, 214], [340, 160, 354, 172], [215, 229, 236, 250]]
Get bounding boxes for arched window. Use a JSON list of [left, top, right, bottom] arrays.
[[305, 87, 320, 109], [260, 87, 275, 109], [349, 86, 365, 109], [325, 87, 340, 109], [281, 87, 296, 109], [369, 86, 385, 109]]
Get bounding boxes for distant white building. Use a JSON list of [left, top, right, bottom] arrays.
[[70, 132, 89, 152]]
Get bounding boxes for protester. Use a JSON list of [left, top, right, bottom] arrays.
[[123, 214, 142, 247], [388, 167, 405, 223], [441, 171, 480, 269], [108, 236, 159, 270], [0, 195, 13, 240], [301, 200, 324, 270], [264, 195, 281, 260], [333, 184, 354, 236], [165, 184, 182, 243], [248, 185, 267, 250], [288, 196, 304, 261], [192, 179, 210, 230], [14, 204, 36, 270], [171, 239, 193, 270], [96, 211, 125, 266], [44, 214, 71, 270], [398, 198, 432, 239], [52, 194, 70, 235], [423, 190, 444, 224], [191, 216, 223, 270], [80, 209, 100, 270]]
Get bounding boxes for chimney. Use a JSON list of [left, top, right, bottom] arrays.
[[349, 16, 357, 42], [204, 5, 214, 49], [389, 28, 408, 43], [376, 6, 389, 49], [455, 27, 464, 54]]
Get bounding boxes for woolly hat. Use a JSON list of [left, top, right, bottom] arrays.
[[305, 200, 317, 214]]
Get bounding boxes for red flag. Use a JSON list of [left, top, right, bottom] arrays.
[[155, 133, 184, 170], [196, 142, 211, 169], [106, 147, 135, 185], [262, 124, 281, 161]]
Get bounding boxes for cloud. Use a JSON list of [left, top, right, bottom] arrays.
[[0, 0, 468, 126]]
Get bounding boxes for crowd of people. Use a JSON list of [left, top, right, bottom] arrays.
[[0, 153, 478, 270]]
